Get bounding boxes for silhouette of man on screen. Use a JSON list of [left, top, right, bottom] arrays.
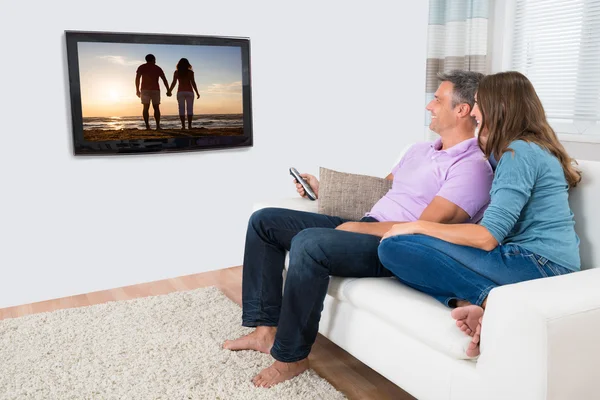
[[135, 54, 169, 130]]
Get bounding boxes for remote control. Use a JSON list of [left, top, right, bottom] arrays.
[[290, 167, 317, 201]]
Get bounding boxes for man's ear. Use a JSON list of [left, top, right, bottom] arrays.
[[456, 103, 472, 118]]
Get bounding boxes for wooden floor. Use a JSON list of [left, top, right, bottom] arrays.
[[0, 266, 415, 400]]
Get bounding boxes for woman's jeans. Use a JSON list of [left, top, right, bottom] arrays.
[[241, 207, 392, 363], [378, 234, 572, 307], [177, 91, 194, 116]]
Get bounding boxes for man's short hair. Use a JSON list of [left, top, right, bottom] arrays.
[[437, 70, 484, 109], [145, 54, 156, 63]]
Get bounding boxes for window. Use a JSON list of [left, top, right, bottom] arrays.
[[490, 0, 600, 142]]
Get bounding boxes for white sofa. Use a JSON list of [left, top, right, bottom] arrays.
[[253, 148, 600, 400]]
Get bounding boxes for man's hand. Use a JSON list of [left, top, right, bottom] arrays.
[[381, 222, 421, 241], [294, 173, 320, 199], [335, 222, 364, 233], [166, 90, 172, 97], [336, 222, 358, 232], [336, 222, 394, 236], [337, 221, 399, 237], [136, 90, 141, 98]]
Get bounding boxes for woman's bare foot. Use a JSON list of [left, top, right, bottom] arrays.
[[451, 305, 484, 336], [252, 359, 310, 388], [451, 305, 484, 357], [222, 326, 276, 354], [465, 317, 482, 357]]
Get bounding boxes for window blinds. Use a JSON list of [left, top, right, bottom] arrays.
[[511, 0, 600, 134]]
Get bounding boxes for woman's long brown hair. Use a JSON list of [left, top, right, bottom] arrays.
[[176, 58, 192, 78], [477, 71, 581, 188]]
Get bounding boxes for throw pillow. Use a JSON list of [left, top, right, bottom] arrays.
[[318, 167, 393, 220]]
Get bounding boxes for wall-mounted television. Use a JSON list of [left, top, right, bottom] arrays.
[[65, 31, 253, 155]]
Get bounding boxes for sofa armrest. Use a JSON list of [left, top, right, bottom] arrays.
[[474, 268, 600, 400], [253, 197, 319, 214]]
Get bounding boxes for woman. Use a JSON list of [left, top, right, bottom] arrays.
[[378, 71, 581, 357], [167, 58, 200, 129]]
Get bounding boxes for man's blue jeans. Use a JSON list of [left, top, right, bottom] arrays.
[[378, 234, 572, 307], [241, 207, 392, 363]]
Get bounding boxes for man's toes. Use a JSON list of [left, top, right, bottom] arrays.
[[261, 377, 272, 388]]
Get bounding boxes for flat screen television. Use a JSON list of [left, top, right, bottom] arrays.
[[65, 31, 253, 155]]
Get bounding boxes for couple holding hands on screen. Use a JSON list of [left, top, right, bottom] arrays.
[[135, 54, 201, 130], [223, 70, 581, 388]]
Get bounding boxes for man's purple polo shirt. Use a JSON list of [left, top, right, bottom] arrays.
[[365, 138, 493, 223]]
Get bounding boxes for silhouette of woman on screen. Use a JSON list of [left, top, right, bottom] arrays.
[[167, 58, 200, 129]]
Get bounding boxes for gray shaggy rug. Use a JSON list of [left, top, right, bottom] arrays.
[[0, 287, 346, 399]]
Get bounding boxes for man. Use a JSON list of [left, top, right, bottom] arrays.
[[135, 54, 169, 130], [223, 70, 494, 388]]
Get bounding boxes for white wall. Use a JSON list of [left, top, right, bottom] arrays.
[[0, 0, 429, 308]]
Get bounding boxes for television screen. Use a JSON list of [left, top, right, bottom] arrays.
[[65, 31, 253, 155]]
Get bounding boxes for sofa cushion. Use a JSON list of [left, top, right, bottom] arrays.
[[284, 255, 473, 359], [330, 276, 474, 360], [317, 167, 392, 220]]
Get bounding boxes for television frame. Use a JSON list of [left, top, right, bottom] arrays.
[[65, 30, 253, 155]]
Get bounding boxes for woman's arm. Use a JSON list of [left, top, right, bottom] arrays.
[[417, 221, 498, 250], [168, 71, 178, 93], [191, 73, 200, 98], [382, 221, 498, 251]]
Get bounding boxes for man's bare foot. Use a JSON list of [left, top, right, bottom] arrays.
[[252, 359, 310, 388], [222, 326, 276, 354]]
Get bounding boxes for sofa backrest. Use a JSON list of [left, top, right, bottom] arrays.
[[569, 159, 600, 270], [394, 143, 599, 270]]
